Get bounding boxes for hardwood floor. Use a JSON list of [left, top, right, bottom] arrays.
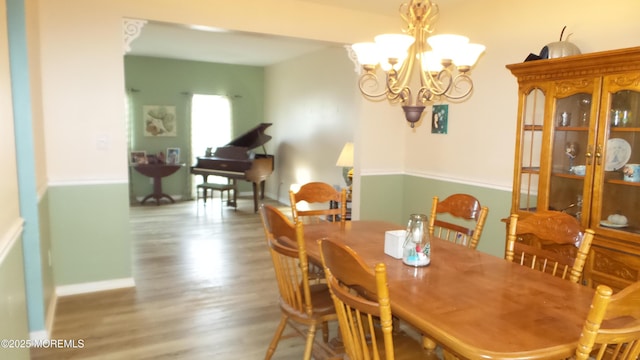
[[30, 197, 317, 360], [30, 196, 439, 360]]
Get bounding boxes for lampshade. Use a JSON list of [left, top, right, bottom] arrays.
[[374, 34, 415, 64], [351, 42, 379, 66], [452, 43, 486, 67], [427, 34, 469, 61], [336, 142, 354, 167], [421, 51, 443, 73]]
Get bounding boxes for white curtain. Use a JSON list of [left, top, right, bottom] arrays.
[[190, 94, 232, 194]]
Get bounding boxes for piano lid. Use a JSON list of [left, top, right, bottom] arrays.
[[227, 123, 273, 150]]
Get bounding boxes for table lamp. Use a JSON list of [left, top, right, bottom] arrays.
[[336, 142, 354, 199]]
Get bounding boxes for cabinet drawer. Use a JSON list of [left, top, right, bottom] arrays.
[[586, 245, 640, 292]]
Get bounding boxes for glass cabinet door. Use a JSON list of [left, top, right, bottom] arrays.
[[549, 92, 593, 220], [515, 88, 544, 212], [594, 82, 640, 235]]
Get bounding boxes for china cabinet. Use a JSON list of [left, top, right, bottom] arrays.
[[507, 47, 640, 292]]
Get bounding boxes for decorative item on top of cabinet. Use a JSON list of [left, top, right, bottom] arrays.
[[506, 46, 640, 291]]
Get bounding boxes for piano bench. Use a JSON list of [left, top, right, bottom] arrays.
[[196, 183, 237, 210]]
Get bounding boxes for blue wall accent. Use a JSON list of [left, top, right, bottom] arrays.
[[7, 0, 45, 333]]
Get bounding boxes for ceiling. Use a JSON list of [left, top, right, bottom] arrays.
[[127, 0, 462, 66], [128, 21, 341, 67]]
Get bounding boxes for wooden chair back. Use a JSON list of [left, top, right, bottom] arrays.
[[318, 239, 395, 360], [289, 182, 347, 224], [575, 282, 640, 360], [506, 211, 595, 284], [259, 204, 336, 359], [428, 194, 489, 249]]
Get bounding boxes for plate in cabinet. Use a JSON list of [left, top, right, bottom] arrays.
[[605, 138, 631, 171], [600, 220, 628, 228]]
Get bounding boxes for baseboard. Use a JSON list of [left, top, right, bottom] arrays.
[[56, 277, 135, 297], [26, 291, 58, 341]]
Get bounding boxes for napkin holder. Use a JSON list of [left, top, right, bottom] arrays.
[[384, 230, 406, 259]]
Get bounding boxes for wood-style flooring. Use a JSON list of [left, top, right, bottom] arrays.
[[30, 197, 319, 359], [30, 196, 438, 360]]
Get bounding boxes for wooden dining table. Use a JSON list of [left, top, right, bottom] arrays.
[[302, 220, 595, 360]]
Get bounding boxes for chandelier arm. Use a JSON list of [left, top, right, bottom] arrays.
[[423, 68, 453, 96], [384, 69, 408, 103], [442, 72, 474, 100], [358, 72, 392, 100]]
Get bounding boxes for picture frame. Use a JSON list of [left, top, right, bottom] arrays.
[[431, 104, 448, 134], [130, 151, 147, 165], [146, 154, 158, 164], [166, 148, 180, 164], [143, 105, 177, 137]]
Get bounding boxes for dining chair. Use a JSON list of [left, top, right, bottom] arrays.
[[423, 194, 488, 357], [259, 204, 337, 360], [318, 239, 434, 360], [289, 182, 347, 224], [428, 194, 489, 250], [506, 211, 595, 284], [575, 281, 640, 360]]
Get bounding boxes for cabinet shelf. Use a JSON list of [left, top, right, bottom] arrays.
[[610, 127, 640, 132], [552, 173, 585, 180], [555, 126, 589, 131], [607, 179, 640, 187], [521, 167, 540, 174]]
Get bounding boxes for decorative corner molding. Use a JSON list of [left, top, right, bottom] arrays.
[[123, 18, 148, 54], [344, 44, 361, 74]]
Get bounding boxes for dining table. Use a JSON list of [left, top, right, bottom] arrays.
[[301, 220, 595, 360]]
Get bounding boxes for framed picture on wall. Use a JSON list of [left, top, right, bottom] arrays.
[[130, 151, 147, 165], [166, 148, 180, 164], [431, 104, 448, 134], [143, 105, 177, 137]]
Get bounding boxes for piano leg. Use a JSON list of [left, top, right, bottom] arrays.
[[252, 182, 259, 213], [250, 180, 267, 213]]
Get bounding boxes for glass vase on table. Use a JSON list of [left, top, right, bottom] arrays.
[[403, 214, 431, 267]]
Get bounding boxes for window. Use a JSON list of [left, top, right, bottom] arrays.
[[190, 94, 231, 192]]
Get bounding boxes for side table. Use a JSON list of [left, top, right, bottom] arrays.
[[132, 164, 184, 205]]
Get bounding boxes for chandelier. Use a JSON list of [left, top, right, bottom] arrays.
[[351, 0, 485, 127]]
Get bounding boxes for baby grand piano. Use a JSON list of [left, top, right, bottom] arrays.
[[190, 123, 274, 212]]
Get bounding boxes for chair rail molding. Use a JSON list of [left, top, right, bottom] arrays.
[[123, 18, 148, 54]]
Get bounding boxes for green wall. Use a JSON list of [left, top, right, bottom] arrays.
[[0, 239, 30, 360], [38, 192, 54, 325], [49, 184, 131, 285], [124, 56, 265, 201], [360, 174, 512, 258]]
